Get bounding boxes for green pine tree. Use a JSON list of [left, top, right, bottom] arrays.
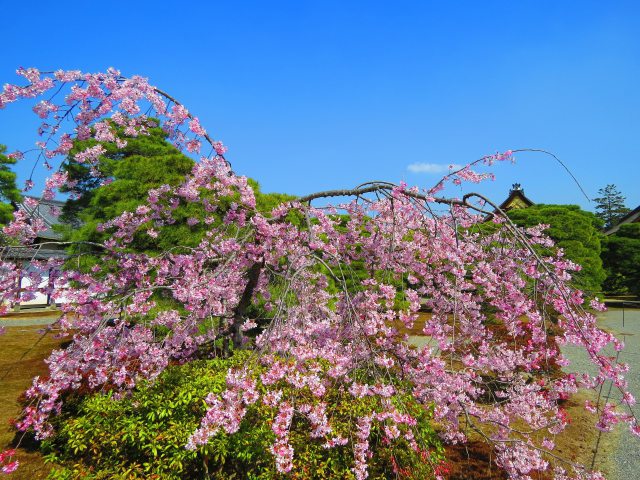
[[0, 144, 22, 226], [61, 126, 295, 254], [507, 204, 607, 294], [593, 184, 630, 229]]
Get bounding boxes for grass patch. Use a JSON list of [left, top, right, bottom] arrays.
[[0, 321, 66, 479]]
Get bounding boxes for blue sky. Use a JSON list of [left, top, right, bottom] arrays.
[[1, 1, 639, 211]]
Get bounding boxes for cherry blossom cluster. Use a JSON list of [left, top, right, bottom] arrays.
[[0, 68, 637, 479], [0, 450, 18, 474]]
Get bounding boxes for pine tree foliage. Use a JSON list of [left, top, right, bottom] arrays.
[[593, 184, 630, 229], [0, 144, 22, 225]]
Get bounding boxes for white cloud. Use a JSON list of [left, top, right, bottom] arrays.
[[407, 162, 462, 174]]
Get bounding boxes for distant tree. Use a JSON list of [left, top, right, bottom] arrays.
[[61, 126, 198, 252], [507, 204, 606, 293], [593, 184, 630, 229], [601, 223, 640, 295], [0, 144, 22, 225], [61, 124, 195, 228], [61, 128, 295, 254]]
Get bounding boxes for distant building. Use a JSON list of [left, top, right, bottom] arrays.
[[604, 205, 640, 235], [3, 197, 67, 309], [497, 183, 535, 212], [17, 196, 66, 246], [484, 184, 534, 221]]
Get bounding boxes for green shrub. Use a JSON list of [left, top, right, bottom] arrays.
[[43, 351, 442, 479]]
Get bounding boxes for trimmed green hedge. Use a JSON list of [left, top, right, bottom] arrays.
[[43, 351, 442, 479]]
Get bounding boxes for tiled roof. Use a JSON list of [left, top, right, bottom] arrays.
[[16, 196, 65, 240], [498, 185, 534, 212], [605, 205, 640, 235], [1, 246, 67, 260], [484, 184, 535, 221]]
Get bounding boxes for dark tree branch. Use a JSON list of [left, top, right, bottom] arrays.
[[296, 183, 463, 206], [231, 261, 264, 349]]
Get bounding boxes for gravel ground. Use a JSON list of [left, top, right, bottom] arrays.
[[408, 308, 640, 478], [561, 308, 640, 480]]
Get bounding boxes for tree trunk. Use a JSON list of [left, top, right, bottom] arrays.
[[231, 261, 263, 349]]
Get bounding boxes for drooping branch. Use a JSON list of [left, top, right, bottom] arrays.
[[150, 86, 219, 155], [296, 183, 459, 205]]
